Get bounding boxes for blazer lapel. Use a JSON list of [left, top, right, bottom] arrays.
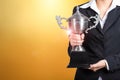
[[96, 23, 104, 34], [103, 6, 120, 32]]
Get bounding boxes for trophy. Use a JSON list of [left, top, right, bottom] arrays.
[[56, 6, 100, 52]]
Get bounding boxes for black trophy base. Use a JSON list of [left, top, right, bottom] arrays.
[[67, 64, 90, 69], [67, 51, 90, 69]]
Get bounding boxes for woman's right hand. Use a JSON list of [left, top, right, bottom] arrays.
[[69, 33, 85, 46]]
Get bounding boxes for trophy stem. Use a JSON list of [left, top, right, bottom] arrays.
[[72, 45, 85, 52]]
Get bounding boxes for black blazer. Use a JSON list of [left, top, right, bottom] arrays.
[[68, 4, 120, 80]]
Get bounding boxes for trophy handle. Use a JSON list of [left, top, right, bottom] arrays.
[[56, 16, 68, 30], [85, 15, 100, 33]]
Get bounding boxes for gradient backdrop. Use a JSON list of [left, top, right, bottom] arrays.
[[0, 0, 88, 80]]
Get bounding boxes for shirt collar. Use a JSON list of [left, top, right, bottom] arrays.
[[80, 0, 120, 13]]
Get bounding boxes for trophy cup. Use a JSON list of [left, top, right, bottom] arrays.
[[56, 6, 100, 52], [56, 6, 100, 68]]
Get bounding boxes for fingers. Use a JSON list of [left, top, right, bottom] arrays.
[[70, 39, 84, 46], [81, 33, 85, 40], [69, 33, 85, 46], [89, 64, 101, 72], [88, 60, 106, 72]]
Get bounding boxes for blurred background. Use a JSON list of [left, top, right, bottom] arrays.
[[0, 0, 88, 80]]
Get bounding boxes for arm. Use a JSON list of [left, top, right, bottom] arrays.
[[89, 53, 120, 72], [105, 53, 120, 71]]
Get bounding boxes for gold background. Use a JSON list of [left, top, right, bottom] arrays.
[[0, 0, 88, 80]]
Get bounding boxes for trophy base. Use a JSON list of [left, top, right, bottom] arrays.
[[67, 64, 90, 69], [67, 51, 90, 69], [72, 46, 85, 52]]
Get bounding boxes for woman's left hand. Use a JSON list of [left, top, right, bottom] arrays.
[[89, 60, 106, 72]]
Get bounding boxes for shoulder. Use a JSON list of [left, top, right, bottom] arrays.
[[111, 6, 120, 14], [116, 6, 120, 10]]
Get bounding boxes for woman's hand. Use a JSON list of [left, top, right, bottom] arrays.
[[89, 60, 106, 72], [69, 33, 85, 46]]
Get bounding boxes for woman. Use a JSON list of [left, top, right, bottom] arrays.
[[68, 0, 120, 80]]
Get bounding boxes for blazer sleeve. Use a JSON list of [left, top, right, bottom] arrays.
[[105, 53, 120, 71]]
